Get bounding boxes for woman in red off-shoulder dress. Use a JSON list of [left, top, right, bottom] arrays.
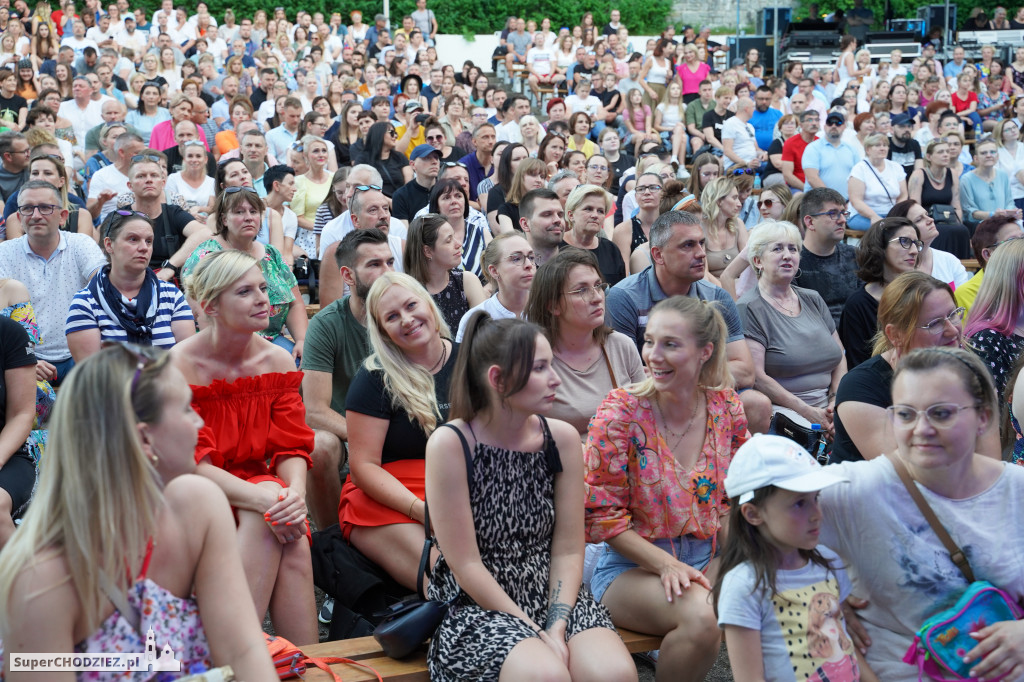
[[171, 249, 318, 645]]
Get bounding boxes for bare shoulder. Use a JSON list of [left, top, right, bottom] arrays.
[[5, 550, 80, 641], [259, 337, 299, 373], [163, 473, 230, 514], [0, 278, 30, 306]]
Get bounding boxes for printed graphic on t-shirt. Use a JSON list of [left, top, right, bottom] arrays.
[[771, 578, 860, 681]]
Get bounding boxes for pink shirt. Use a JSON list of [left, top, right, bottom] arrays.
[[676, 61, 711, 95], [147, 119, 210, 153]]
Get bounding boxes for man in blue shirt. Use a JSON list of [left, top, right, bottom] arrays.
[[606, 210, 772, 432], [802, 109, 861, 196], [458, 124, 496, 202], [750, 85, 782, 152]]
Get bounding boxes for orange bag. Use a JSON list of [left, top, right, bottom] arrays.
[[264, 633, 383, 682]]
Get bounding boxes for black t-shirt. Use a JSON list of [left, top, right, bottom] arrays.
[[391, 179, 432, 221], [764, 139, 784, 176], [575, 64, 598, 81], [344, 346, 458, 465], [610, 152, 634, 189], [832, 354, 893, 463], [560, 237, 626, 285], [0, 316, 35, 434], [441, 146, 467, 164], [497, 201, 521, 230], [0, 93, 27, 122], [598, 88, 621, 112], [373, 153, 410, 197], [837, 285, 878, 370], [888, 138, 922, 179], [701, 109, 733, 143], [149, 203, 195, 267], [486, 185, 506, 214], [793, 243, 860, 326]]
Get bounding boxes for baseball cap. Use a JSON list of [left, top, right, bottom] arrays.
[[410, 143, 442, 160], [724, 434, 847, 504], [404, 100, 424, 113], [825, 112, 845, 125], [891, 112, 913, 127]]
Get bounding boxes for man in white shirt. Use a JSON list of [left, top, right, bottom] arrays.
[[495, 95, 531, 143], [85, 13, 116, 47], [204, 25, 228, 68], [721, 97, 765, 171], [526, 31, 565, 95], [115, 15, 147, 54], [87, 132, 144, 220], [60, 20, 98, 59], [58, 77, 104, 157], [150, 0, 174, 27]]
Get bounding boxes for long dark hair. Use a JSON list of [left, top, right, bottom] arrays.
[[495, 142, 527, 193], [711, 485, 837, 613], [364, 120, 392, 162], [856, 217, 920, 284]]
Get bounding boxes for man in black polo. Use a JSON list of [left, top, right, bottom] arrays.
[[391, 144, 440, 226]]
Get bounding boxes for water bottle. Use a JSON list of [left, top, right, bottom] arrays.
[[974, 122, 982, 138], [810, 424, 828, 464], [753, 175, 762, 190]]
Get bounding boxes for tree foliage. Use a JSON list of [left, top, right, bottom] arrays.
[[801, 0, 983, 30]]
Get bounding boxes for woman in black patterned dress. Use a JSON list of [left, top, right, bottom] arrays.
[[425, 313, 637, 682], [404, 213, 486, 334]]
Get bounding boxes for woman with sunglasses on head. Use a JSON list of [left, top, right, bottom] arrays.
[[4, 151, 92, 240], [719, 184, 795, 299], [182, 185, 306, 361], [363, 120, 412, 199], [0, 343, 279, 677], [66, 211, 195, 362], [887, 200, 971, 289], [172, 250, 317, 646], [404, 213, 486, 333], [206, 158, 285, 256], [839, 217, 922, 369], [964, 238, 1024, 399]]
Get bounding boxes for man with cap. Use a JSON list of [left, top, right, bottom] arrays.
[[391, 143, 440, 225], [887, 112, 923, 179], [802, 109, 860, 195], [395, 99, 427, 156]]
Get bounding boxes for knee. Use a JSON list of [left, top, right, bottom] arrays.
[[280, 538, 314, 574], [741, 390, 773, 434], [311, 430, 342, 472]]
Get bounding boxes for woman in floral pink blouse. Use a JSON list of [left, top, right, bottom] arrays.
[[584, 296, 749, 681]]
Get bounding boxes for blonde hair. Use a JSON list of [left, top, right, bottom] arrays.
[[565, 183, 611, 231], [629, 296, 732, 397], [747, 219, 802, 268], [0, 346, 170, 634], [701, 176, 742, 241], [364, 272, 452, 434], [184, 249, 261, 307]]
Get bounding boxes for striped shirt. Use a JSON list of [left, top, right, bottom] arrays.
[[65, 279, 194, 347]]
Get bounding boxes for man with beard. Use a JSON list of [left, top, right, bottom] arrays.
[[887, 112, 923, 178], [802, 109, 859, 195], [750, 85, 782, 152], [318, 165, 406, 306], [301, 228, 396, 538], [519, 188, 564, 267]]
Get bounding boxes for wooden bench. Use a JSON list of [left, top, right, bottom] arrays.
[[961, 258, 980, 272], [307, 303, 321, 319], [300, 628, 663, 681]]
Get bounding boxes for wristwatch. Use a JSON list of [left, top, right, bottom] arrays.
[[160, 260, 180, 277]]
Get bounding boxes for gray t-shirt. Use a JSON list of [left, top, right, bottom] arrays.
[[411, 8, 435, 36], [821, 458, 1024, 682], [507, 30, 532, 56], [718, 547, 861, 682], [738, 286, 842, 401]]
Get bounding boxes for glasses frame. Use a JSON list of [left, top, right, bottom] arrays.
[[889, 235, 924, 250], [917, 306, 965, 335], [886, 403, 978, 430]]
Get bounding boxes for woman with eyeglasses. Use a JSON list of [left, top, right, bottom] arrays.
[[964, 238, 1024, 399], [66, 211, 194, 362], [994, 118, 1024, 213], [612, 170, 663, 274], [5, 152, 93, 239], [126, 81, 170, 147], [700, 177, 747, 279], [887, 200, 971, 290], [961, 136, 1022, 226], [362, 121, 412, 199], [497, 158, 549, 235], [839, 217, 922, 369], [738, 219, 846, 435], [847, 133, 909, 230], [181, 185, 307, 360], [404, 213, 486, 333], [456, 233, 535, 342], [0, 342, 280, 675], [563, 184, 625, 285]]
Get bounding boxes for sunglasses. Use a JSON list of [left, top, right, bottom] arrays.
[[442, 161, 467, 168], [757, 198, 775, 209], [131, 153, 162, 164], [103, 209, 150, 238], [224, 186, 258, 195], [353, 184, 383, 192], [729, 168, 756, 176]]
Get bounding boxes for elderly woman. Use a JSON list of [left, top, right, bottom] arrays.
[[585, 296, 749, 681], [563, 184, 626, 285], [961, 136, 1021, 226], [181, 186, 306, 360], [65, 211, 195, 361], [738, 220, 846, 433], [839, 217, 922, 369], [822, 347, 1023, 681], [848, 133, 909, 230]]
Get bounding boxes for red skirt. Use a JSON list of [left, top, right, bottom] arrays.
[[338, 459, 425, 541]]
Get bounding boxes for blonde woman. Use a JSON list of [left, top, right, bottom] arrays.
[[290, 135, 331, 233], [564, 184, 626, 285], [0, 344, 277, 678], [338, 272, 456, 590], [6, 151, 93, 239], [701, 176, 748, 278], [497, 158, 549, 234]]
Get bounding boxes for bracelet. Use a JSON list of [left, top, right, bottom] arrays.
[[407, 498, 418, 519]]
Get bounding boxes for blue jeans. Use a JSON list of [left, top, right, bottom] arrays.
[[846, 213, 875, 230], [589, 535, 713, 603], [49, 357, 75, 385], [271, 334, 299, 367]]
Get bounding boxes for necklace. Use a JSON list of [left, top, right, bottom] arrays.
[[925, 166, 946, 186], [761, 285, 798, 315], [654, 393, 702, 451], [428, 339, 448, 372]]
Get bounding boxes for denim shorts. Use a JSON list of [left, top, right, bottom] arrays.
[[589, 535, 713, 603]]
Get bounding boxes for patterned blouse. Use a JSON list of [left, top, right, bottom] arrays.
[[584, 386, 749, 544], [181, 240, 297, 340], [968, 329, 1024, 398]]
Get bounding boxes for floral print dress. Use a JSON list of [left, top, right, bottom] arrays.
[[2, 301, 54, 462]]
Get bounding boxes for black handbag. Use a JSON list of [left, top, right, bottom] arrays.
[[929, 204, 960, 227], [770, 411, 829, 464], [371, 424, 473, 659]]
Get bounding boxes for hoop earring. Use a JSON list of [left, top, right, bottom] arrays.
[[795, 267, 802, 278]]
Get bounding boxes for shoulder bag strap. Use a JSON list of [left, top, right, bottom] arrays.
[[98, 570, 141, 634], [885, 452, 975, 582], [418, 423, 476, 598], [862, 159, 894, 204], [602, 344, 618, 389]]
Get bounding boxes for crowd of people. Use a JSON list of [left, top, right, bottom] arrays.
[[0, 2, 1020, 681]]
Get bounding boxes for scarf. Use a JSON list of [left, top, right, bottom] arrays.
[[87, 265, 160, 344]]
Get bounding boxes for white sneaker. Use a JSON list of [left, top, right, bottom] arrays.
[[677, 166, 691, 181]]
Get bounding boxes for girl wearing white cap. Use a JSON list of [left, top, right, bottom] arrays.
[[714, 434, 875, 681]]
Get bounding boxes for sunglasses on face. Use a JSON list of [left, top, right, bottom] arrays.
[[757, 198, 775, 209]]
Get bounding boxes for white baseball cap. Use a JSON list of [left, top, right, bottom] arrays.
[[725, 434, 847, 504]]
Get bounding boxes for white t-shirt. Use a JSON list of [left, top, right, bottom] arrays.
[[318, 210, 407, 260], [165, 172, 215, 210], [821, 457, 1024, 682], [848, 158, 904, 219], [656, 102, 685, 128], [718, 547, 861, 682], [87, 164, 130, 220], [58, 99, 104, 153], [86, 27, 115, 43], [526, 47, 554, 77], [721, 116, 759, 168], [564, 94, 602, 118], [115, 29, 147, 54], [456, 293, 519, 342]]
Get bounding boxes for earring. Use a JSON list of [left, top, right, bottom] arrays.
[[795, 268, 802, 278]]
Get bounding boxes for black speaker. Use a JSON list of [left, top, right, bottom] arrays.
[[916, 4, 956, 41], [759, 7, 792, 36], [729, 35, 774, 73]]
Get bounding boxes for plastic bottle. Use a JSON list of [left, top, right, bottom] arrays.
[[753, 174, 762, 190], [810, 424, 828, 464]]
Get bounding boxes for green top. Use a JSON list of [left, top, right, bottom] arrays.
[[182, 239, 297, 339], [300, 296, 372, 415]]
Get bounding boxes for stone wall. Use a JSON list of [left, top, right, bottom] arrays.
[[670, 0, 799, 33]]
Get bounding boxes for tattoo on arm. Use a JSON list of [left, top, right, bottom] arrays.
[[544, 580, 570, 630]]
